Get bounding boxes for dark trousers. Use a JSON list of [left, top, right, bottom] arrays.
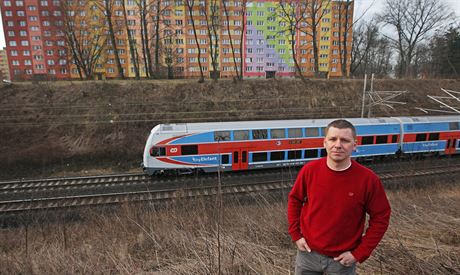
[[295, 250, 356, 275]]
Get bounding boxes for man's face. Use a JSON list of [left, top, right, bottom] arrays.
[[323, 126, 357, 163]]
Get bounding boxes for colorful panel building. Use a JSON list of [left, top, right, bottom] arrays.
[[1, 0, 353, 80]]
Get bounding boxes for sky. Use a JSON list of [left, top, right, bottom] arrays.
[[354, 0, 460, 24], [0, 0, 459, 48]]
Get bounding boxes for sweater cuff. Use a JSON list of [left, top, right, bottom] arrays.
[[290, 232, 303, 242], [351, 248, 369, 263]]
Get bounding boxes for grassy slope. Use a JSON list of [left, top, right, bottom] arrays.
[[1, 79, 459, 179], [0, 80, 459, 274], [0, 181, 459, 274]]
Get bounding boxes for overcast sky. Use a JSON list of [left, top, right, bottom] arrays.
[[354, 0, 460, 23], [0, 0, 459, 48]]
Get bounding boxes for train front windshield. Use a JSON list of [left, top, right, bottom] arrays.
[[150, 146, 166, 157]]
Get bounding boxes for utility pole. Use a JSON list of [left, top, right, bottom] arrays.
[[361, 74, 407, 118]]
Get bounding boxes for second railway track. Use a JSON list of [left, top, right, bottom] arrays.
[[1, 158, 460, 214]]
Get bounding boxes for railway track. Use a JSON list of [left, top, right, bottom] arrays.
[[1, 159, 459, 214]]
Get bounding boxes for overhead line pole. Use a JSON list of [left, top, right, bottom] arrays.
[[361, 74, 367, 118]]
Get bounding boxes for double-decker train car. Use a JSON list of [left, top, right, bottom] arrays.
[[142, 116, 460, 175]]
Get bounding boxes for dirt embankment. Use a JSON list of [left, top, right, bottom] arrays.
[[1, 79, 459, 179]]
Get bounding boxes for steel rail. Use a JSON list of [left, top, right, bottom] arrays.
[[1, 165, 460, 214], [0, 158, 456, 193]]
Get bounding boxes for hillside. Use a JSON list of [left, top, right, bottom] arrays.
[[1, 78, 459, 179]]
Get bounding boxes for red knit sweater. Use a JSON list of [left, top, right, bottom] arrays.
[[287, 158, 391, 263]]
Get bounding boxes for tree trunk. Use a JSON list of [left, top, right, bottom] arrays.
[[122, 0, 140, 79], [186, 0, 205, 82], [105, 0, 125, 79]]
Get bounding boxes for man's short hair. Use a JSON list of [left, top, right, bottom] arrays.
[[325, 119, 357, 139]]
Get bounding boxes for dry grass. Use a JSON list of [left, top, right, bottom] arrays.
[[0, 181, 459, 274]]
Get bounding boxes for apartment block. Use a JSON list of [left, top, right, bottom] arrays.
[[0, 47, 10, 80], [1, 0, 353, 80], [0, 0, 70, 80]]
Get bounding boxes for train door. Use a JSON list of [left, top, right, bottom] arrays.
[[232, 149, 248, 171], [445, 136, 457, 155]]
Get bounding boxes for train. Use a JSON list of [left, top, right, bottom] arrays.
[[142, 116, 460, 175]]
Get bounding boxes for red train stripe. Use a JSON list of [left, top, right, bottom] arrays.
[[157, 134, 190, 145]]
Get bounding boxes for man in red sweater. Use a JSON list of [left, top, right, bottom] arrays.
[[288, 119, 391, 275]]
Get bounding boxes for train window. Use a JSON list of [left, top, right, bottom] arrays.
[[449, 122, 459, 130], [428, 133, 440, 141], [271, 129, 285, 138], [149, 146, 166, 157], [376, 135, 388, 144], [416, 133, 427, 142], [288, 128, 302, 138], [270, 151, 284, 161], [361, 136, 374, 145], [181, 145, 198, 155], [288, 150, 302, 159], [305, 128, 319, 137], [214, 131, 231, 141], [221, 155, 229, 164], [252, 129, 268, 139], [321, 127, 326, 136], [233, 151, 239, 163], [242, 151, 247, 163], [234, 130, 249, 141], [305, 149, 318, 158], [320, 149, 327, 157], [253, 152, 267, 162], [392, 135, 398, 143]]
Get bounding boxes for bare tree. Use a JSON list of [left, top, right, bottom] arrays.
[[122, 0, 140, 79], [378, 0, 453, 78], [185, 0, 205, 82], [336, 0, 353, 77], [61, 1, 107, 80], [222, 0, 242, 80], [151, 0, 162, 76], [276, 1, 308, 81], [135, 0, 155, 78], [298, 0, 332, 77], [237, 0, 247, 80], [203, 0, 220, 80], [351, 20, 392, 77], [96, 0, 125, 79], [163, 46, 183, 79]]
